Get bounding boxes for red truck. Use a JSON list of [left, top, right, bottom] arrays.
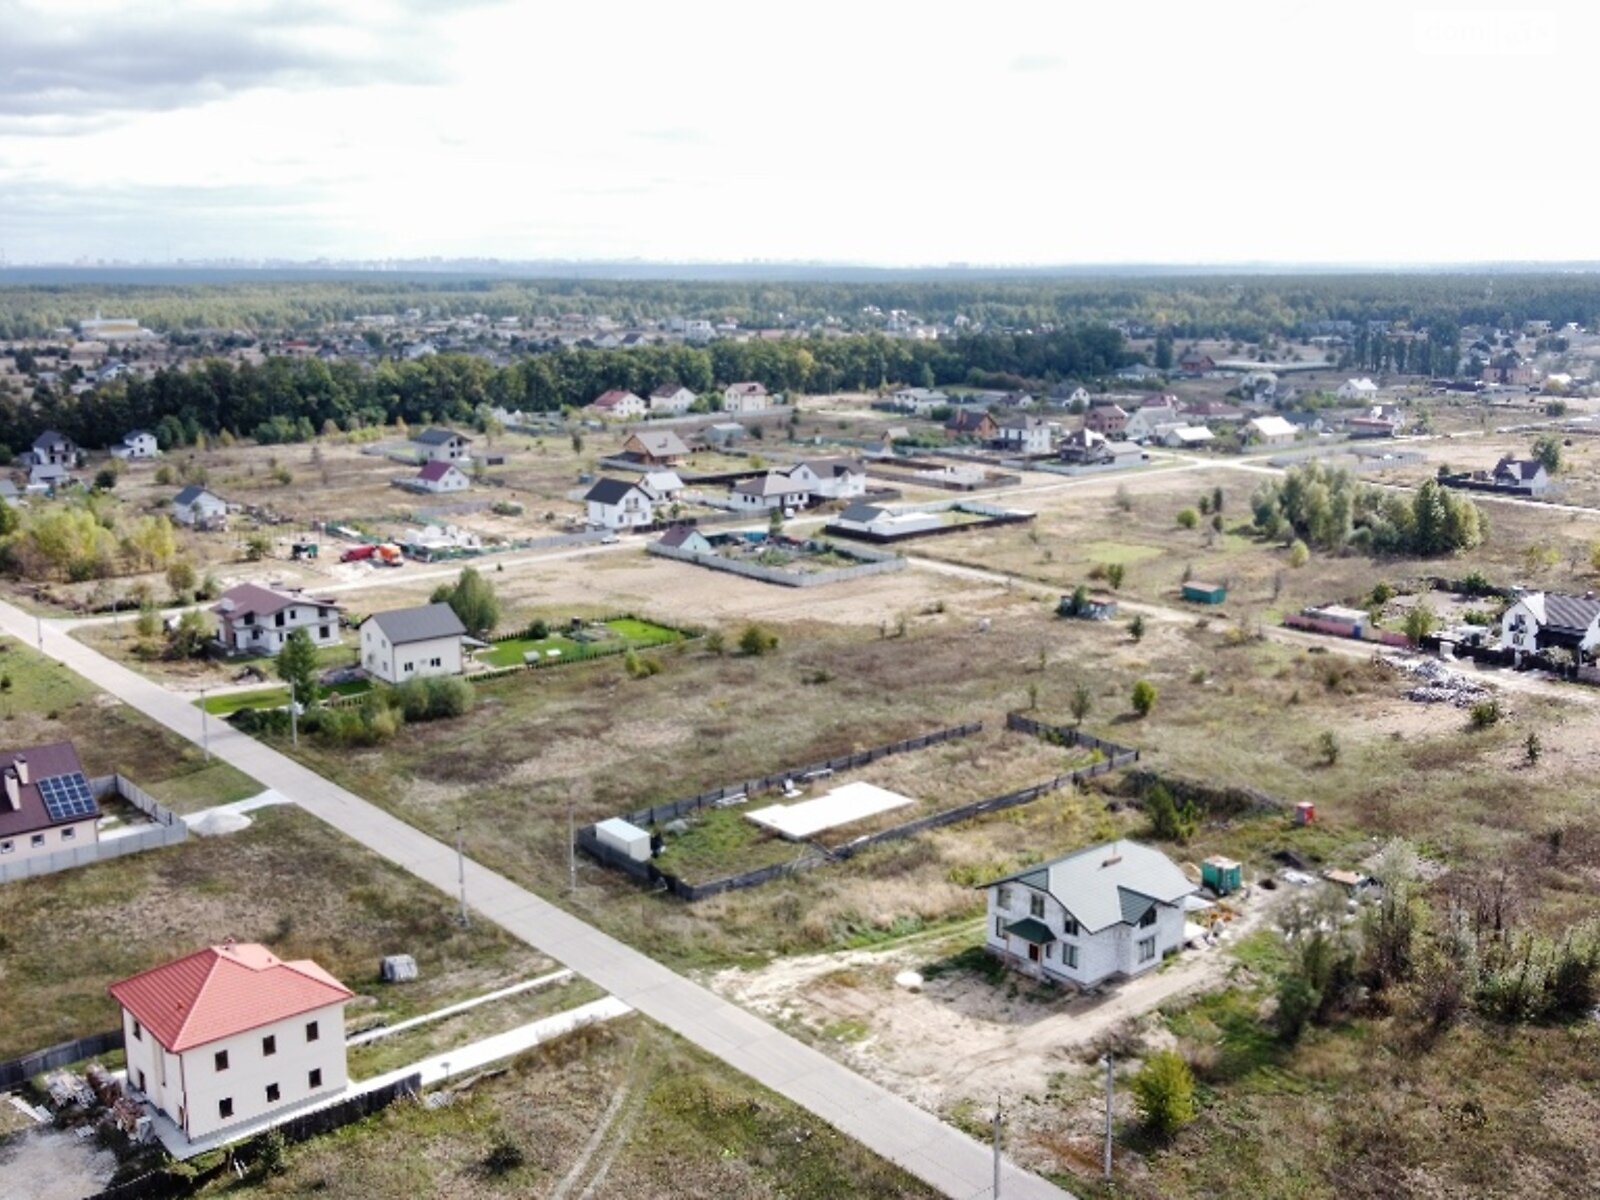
[[340, 545, 376, 563]]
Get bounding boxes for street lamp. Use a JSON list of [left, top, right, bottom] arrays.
[[200, 688, 210, 762]]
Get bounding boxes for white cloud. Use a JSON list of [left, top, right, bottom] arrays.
[[3, 0, 1598, 264]]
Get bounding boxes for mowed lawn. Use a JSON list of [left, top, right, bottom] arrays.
[[0, 805, 550, 1062], [478, 617, 686, 668], [199, 678, 370, 715]]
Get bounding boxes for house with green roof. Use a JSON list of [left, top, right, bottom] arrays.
[[980, 840, 1195, 987]]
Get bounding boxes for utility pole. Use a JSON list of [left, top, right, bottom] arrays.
[[35, 614, 43, 652], [456, 823, 469, 926], [1102, 1055, 1114, 1181], [288, 683, 299, 749], [992, 1096, 1003, 1199], [567, 799, 576, 895], [200, 689, 210, 762], [112, 596, 120, 638]]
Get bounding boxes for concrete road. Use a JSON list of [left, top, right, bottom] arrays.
[[0, 600, 1069, 1200]]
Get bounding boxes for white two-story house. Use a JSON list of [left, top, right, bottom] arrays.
[[110, 429, 160, 460], [584, 477, 655, 530], [648, 384, 697, 415], [1501, 590, 1600, 663], [212, 584, 342, 656], [981, 840, 1195, 988], [110, 942, 352, 1142], [723, 382, 771, 414], [360, 602, 467, 684], [411, 427, 472, 464], [172, 485, 228, 529]]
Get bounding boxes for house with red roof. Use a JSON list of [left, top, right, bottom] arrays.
[[110, 942, 353, 1140], [407, 460, 471, 494], [212, 584, 342, 656], [589, 389, 647, 420]]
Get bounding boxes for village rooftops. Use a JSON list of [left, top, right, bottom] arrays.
[[0, 741, 99, 841], [981, 840, 1194, 934], [108, 942, 353, 1053], [364, 602, 466, 646]]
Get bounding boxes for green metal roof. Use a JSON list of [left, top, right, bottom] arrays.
[[1004, 917, 1056, 945]]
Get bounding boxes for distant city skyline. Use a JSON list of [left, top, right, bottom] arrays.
[[3, 1, 1596, 267]]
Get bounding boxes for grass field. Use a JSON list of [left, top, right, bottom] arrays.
[[0, 806, 549, 1062], [477, 616, 686, 668], [199, 679, 370, 715], [194, 1017, 937, 1199], [0, 637, 260, 812]]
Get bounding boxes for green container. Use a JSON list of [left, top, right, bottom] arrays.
[[1201, 856, 1242, 895], [1182, 581, 1227, 605]]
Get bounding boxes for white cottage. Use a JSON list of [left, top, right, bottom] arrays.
[[212, 584, 342, 656], [584, 477, 655, 530], [110, 942, 352, 1142], [360, 602, 467, 684], [1501, 590, 1600, 662], [110, 430, 160, 460], [981, 840, 1195, 988], [172, 486, 228, 529]]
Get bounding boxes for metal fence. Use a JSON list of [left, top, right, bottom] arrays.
[[272, 1073, 421, 1146], [0, 775, 188, 886], [0, 1029, 122, 1089], [646, 538, 906, 588], [581, 714, 1141, 902]]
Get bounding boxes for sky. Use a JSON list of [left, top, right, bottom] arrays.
[[1, 0, 1596, 267]]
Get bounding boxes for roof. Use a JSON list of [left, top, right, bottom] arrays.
[[985, 840, 1194, 934], [733, 472, 808, 498], [585, 477, 649, 505], [946, 410, 994, 431], [213, 583, 339, 622], [365, 602, 466, 645], [1494, 457, 1545, 482], [726, 381, 767, 395], [1248, 415, 1298, 438], [657, 526, 708, 549], [33, 431, 72, 449], [0, 741, 98, 840], [840, 502, 890, 523], [416, 461, 463, 483], [593, 388, 641, 408], [412, 427, 469, 446], [1519, 591, 1600, 634], [625, 430, 690, 457], [797, 457, 863, 477], [999, 414, 1046, 430], [108, 942, 353, 1053], [650, 384, 693, 398], [173, 485, 220, 506], [1004, 917, 1055, 945]]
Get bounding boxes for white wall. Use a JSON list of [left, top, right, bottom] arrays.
[[225, 606, 341, 655], [361, 628, 464, 684], [0, 816, 97, 862], [984, 883, 1185, 988]]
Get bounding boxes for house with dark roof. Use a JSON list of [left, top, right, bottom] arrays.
[[212, 584, 342, 656], [945, 410, 998, 440], [1501, 590, 1600, 661], [784, 458, 867, 501], [1178, 352, 1216, 377], [981, 840, 1196, 987], [729, 471, 811, 512], [360, 602, 467, 683], [172, 485, 228, 529], [109, 942, 352, 1141], [584, 477, 654, 530], [656, 526, 714, 554], [1491, 457, 1551, 496], [994, 414, 1053, 455], [27, 430, 78, 468], [410, 427, 472, 464], [110, 429, 160, 461], [0, 741, 100, 864]]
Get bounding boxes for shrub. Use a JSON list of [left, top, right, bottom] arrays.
[[1132, 1050, 1196, 1139], [1469, 698, 1503, 729], [1288, 539, 1310, 568], [525, 618, 550, 640], [1129, 614, 1145, 643], [1404, 604, 1437, 644], [1104, 562, 1126, 590], [1144, 781, 1197, 841], [1176, 508, 1198, 530], [1318, 730, 1339, 766], [705, 630, 726, 656], [739, 624, 779, 656], [1131, 679, 1157, 718]]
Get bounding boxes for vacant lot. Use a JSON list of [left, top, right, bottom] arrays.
[[0, 805, 548, 1062], [194, 1017, 935, 1200], [0, 637, 258, 811]]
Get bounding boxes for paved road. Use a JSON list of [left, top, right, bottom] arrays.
[[0, 600, 1068, 1200]]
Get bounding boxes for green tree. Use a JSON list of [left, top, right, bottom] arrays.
[[1144, 780, 1197, 841], [1211, 485, 1224, 514], [1070, 682, 1092, 725], [166, 559, 198, 600], [738, 624, 779, 656], [276, 628, 321, 705], [1153, 334, 1174, 371], [1288, 539, 1310, 568], [1132, 1050, 1197, 1140], [430, 566, 500, 638], [1129, 613, 1146, 643], [1104, 562, 1126, 590], [1403, 603, 1437, 644], [1531, 433, 1563, 474], [165, 609, 211, 659], [1131, 679, 1157, 718], [1318, 730, 1339, 766], [1176, 507, 1198, 530]]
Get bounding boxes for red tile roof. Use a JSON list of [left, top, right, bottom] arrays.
[[417, 461, 458, 482], [109, 943, 353, 1052]]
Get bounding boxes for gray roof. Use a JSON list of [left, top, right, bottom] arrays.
[[585, 477, 649, 505], [366, 602, 466, 645], [1529, 591, 1600, 634], [840, 502, 889, 523], [174, 485, 220, 506], [413, 427, 468, 446], [985, 840, 1194, 934]]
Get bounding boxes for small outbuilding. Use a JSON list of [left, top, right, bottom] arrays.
[[1182, 581, 1227, 605], [1201, 855, 1243, 896], [594, 817, 651, 863]]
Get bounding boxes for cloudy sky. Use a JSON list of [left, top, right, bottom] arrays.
[[1, 0, 1594, 266]]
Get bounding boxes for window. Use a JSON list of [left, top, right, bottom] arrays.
[[214, 1050, 229, 1072], [262, 1034, 276, 1057], [137, 1069, 147, 1092], [995, 917, 1005, 939], [275, 612, 285, 627], [30, 834, 44, 848], [1138, 936, 1157, 963], [309, 1068, 323, 1089], [132, 1019, 142, 1042], [1062, 917, 1079, 937], [61, 826, 75, 841], [1063, 944, 1079, 969], [430, 658, 441, 668], [1139, 907, 1158, 929], [320, 625, 331, 639], [305, 1020, 319, 1043], [996, 886, 1013, 910], [219, 1098, 234, 1119], [1, 840, 12, 854], [1029, 893, 1046, 920], [404, 662, 414, 673], [265, 1083, 280, 1103]]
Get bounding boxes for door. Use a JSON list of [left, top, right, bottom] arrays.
[[1027, 943, 1041, 964]]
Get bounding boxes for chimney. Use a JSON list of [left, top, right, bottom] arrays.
[[13, 755, 27, 785], [4, 770, 19, 811]]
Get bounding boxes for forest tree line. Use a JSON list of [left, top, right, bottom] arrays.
[[0, 326, 1126, 452]]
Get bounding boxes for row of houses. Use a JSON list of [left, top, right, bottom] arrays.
[[588, 381, 774, 420], [582, 456, 867, 529]]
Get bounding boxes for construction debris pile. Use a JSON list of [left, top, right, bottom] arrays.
[[1382, 655, 1493, 707]]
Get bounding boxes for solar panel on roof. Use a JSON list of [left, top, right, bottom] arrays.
[[37, 772, 96, 821]]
